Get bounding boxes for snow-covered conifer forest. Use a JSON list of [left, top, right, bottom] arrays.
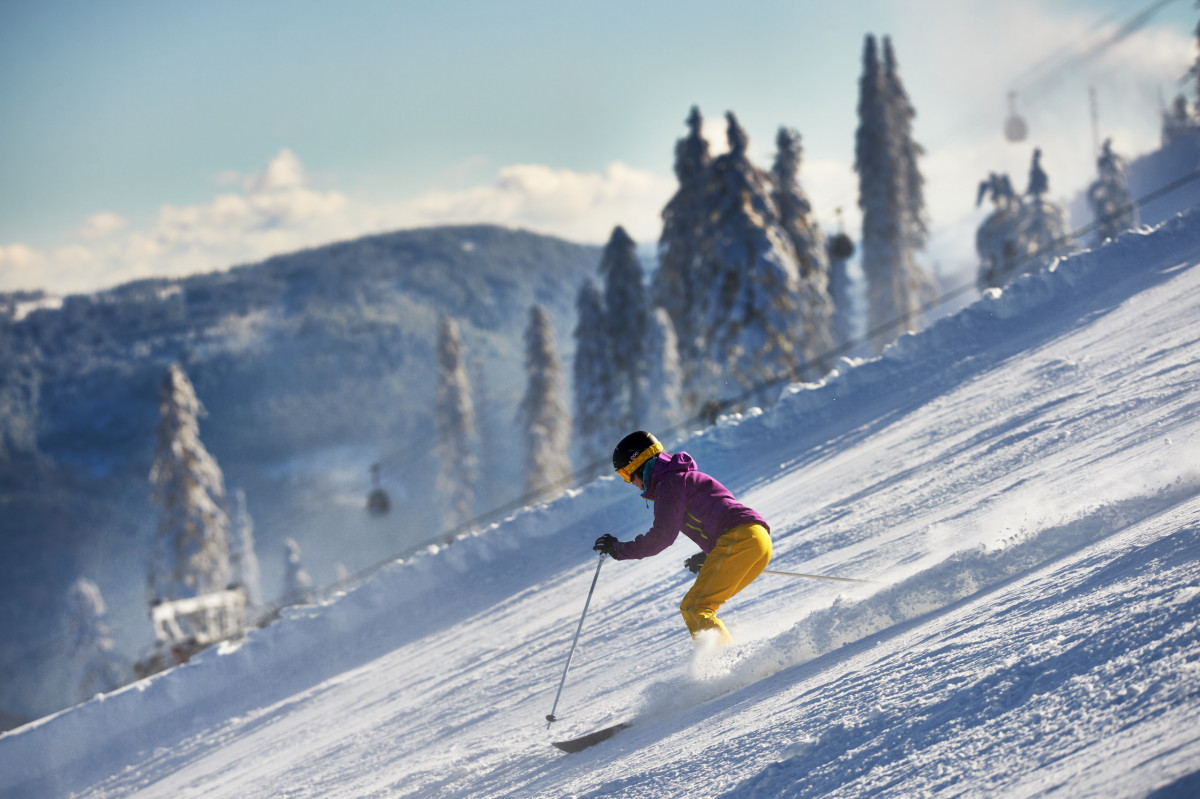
[[3, 15, 1200, 797]]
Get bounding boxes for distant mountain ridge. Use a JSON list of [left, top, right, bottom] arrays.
[[4, 224, 600, 473]]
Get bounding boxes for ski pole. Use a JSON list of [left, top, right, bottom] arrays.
[[763, 569, 874, 585], [546, 552, 605, 728]]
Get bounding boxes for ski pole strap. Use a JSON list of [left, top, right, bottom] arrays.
[[763, 569, 874, 584], [547, 552, 606, 727]]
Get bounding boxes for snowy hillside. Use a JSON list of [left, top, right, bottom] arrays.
[[3, 209, 1200, 797]]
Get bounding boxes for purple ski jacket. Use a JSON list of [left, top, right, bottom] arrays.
[[614, 451, 769, 561]]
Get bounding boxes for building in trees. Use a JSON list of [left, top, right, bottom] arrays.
[[518, 305, 571, 499], [855, 34, 939, 354], [435, 315, 478, 529], [67, 577, 125, 702], [1087, 138, 1137, 245]]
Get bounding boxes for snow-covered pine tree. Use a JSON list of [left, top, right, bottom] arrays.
[[882, 37, 930, 260], [1162, 94, 1199, 144], [600, 226, 651, 428], [654, 106, 712, 412], [518, 305, 571, 498], [644, 308, 684, 434], [694, 112, 804, 403], [855, 34, 939, 355], [1019, 148, 1073, 275], [283, 538, 313, 604], [975, 172, 1025, 290], [1027, 147, 1049, 197], [572, 279, 620, 468], [67, 577, 125, 702], [1087, 138, 1137, 245], [434, 315, 478, 529], [228, 489, 262, 612], [855, 34, 894, 353], [772, 126, 835, 372], [148, 363, 232, 604]]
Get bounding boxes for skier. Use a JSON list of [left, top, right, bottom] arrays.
[[594, 431, 772, 645]]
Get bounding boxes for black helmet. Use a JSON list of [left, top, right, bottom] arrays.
[[613, 431, 663, 483]]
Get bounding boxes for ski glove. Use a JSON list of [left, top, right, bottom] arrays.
[[684, 552, 707, 574], [593, 534, 620, 558]]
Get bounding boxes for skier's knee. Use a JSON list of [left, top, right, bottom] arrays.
[[680, 599, 702, 631]]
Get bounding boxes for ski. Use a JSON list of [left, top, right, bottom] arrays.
[[551, 722, 631, 753]]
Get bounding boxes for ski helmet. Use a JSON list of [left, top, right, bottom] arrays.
[[612, 431, 663, 483]]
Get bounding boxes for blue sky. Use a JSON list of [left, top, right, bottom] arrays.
[[1, 0, 1195, 294]]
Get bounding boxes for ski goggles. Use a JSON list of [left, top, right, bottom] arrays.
[[616, 442, 663, 483]]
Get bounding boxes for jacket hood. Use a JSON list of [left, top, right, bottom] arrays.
[[642, 451, 695, 499]]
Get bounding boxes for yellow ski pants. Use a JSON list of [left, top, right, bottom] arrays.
[[680, 523, 771, 644]]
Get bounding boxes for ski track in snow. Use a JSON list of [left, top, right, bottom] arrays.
[[3, 212, 1200, 797]]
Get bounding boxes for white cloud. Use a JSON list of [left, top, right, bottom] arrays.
[[391, 161, 675, 244], [0, 243, 44, 272], [252, 148, 307, 193], [76, 212, 129, 240], [0, 150, 676, 294]]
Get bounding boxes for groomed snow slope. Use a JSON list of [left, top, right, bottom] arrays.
[[3, 210, 1200, 798]]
